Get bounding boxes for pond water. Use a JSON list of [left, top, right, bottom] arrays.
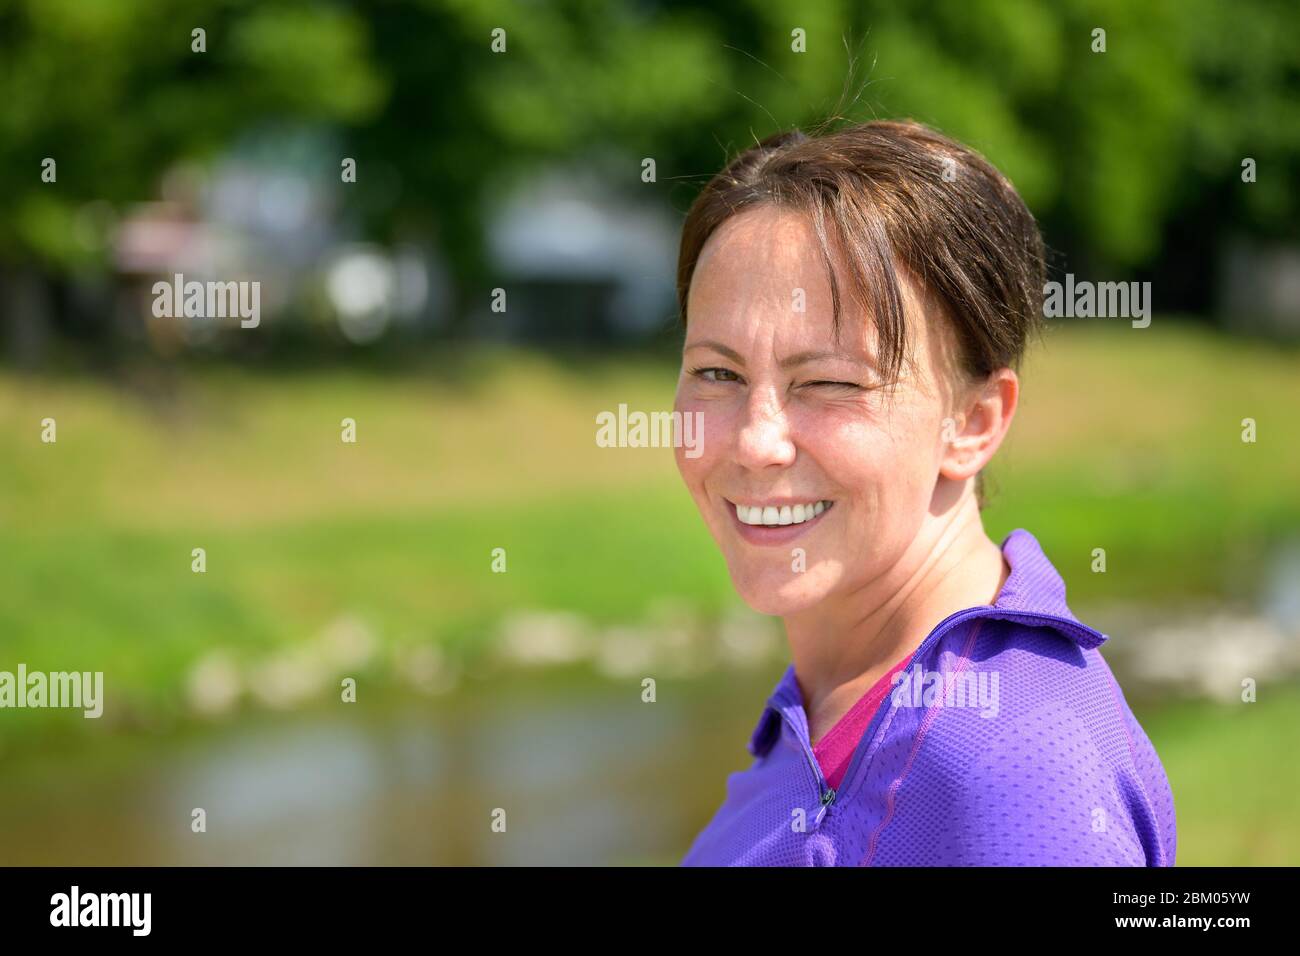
[[0, 670, 774, 865]]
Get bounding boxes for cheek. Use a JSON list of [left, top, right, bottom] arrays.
[[798, 408, 887, 481], [816, 410, 941, 507], [673, 441, 707, 495], [880, 413, 948, 503], [672, 391, 722, 493]]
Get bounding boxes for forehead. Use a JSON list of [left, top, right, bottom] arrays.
[[685, 204, 966, 391], [687, 204, 938, 362], [687, 205, 851, 350], [690, 204, 830, 307]]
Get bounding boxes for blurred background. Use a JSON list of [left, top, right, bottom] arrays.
[[1, 0, 1298, 865]]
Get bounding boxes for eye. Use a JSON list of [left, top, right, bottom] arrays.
[[690, 366, 742, 384], [803, 380, 862, 391]]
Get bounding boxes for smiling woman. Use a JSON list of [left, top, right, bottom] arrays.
[[671, 120, 1176, 866]]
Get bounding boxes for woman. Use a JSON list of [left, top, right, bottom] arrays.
[[674, 120, 1176, 866]]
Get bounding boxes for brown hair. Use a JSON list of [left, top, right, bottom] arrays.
[[676, 119, 1045, 388], [681, 120, 1045, 385]]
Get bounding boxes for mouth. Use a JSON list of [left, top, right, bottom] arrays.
[[724, 498, 835, 545]]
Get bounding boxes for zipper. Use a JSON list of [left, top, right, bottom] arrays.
[[813, 784, 836, 828], [775, 707, 836, 830], [778, 604, 1104, 830]]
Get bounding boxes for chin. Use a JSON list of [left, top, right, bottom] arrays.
[[728, 565, 834, 616]]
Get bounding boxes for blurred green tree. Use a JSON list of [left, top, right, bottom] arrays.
[[1, 0, 1296, 338], [0, 0, 384, 268]]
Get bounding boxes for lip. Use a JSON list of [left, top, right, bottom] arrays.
[[724, 498, 834, 547]]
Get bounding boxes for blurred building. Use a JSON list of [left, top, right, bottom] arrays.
[[483, 161, 679, 344], [1219, 237, 1300, 338]]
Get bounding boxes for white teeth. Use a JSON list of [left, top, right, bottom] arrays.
[[734, 500, 832, 527]]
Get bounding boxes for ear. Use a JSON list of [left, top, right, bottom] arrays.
[[939, 368, 1019, 481]]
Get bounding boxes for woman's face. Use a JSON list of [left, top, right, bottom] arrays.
[[673, 204, 968, 615]]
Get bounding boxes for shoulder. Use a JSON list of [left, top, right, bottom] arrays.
[[880, 620, 1169, 864]]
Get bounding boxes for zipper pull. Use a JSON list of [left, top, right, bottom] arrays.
[[813, 787, 836, 829]]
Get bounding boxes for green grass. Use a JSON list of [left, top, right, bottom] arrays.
[[1145, 683, 1300, 865]]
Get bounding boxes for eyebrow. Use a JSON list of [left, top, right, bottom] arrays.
[[684, 339, 871, 370]]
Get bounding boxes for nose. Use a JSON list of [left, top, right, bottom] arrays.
[[735, 386, 796, 470]]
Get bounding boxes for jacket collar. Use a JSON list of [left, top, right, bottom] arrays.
[[747, 528, 1107, 757]]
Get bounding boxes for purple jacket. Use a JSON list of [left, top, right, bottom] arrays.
[[682, 529, 1177, 866]]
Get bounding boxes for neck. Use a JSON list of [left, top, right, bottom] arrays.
[[783, 482, 1008, 734]]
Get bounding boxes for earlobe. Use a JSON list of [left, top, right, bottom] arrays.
[[939, 429, 985, 482]]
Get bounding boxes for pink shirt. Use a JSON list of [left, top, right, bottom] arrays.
[[811, 653, 915, 791]]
